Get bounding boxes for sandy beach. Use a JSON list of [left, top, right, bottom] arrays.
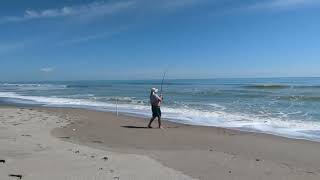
[[1, 106, 320, 180], [0, 106, 192, 180]]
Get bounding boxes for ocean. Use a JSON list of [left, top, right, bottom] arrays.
[[1, 78, 320, 141]]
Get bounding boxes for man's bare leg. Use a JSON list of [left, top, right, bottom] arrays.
[[158, 117, 163, 129], [148, 117, 155, 128]]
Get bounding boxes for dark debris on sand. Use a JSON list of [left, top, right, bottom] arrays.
[[59, 136, 70, 139], [9, 174, 23, 179], [21, 134, 32, 137]]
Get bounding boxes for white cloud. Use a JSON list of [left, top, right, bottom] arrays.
[[0, 1, 136, 23], [1, 0, 316, 24], [160, 0, 202, 9], [249, 0, 320, 9], [58, 27, 128, 46], [0, 0, 209, 24], [40, 67, 54, 72]]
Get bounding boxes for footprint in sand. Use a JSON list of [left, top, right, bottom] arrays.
[[9, 174, 22, 179], [21, 134, 32, 137], [35, 144, 49, 152]]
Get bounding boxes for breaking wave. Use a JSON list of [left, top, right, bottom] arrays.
[[243, 84, 290, 89], [0, 83, 66, 90]]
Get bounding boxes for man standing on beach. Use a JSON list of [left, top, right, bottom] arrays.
[[148, 88, 163, 129]]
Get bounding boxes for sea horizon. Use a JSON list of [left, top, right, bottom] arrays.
[[2, 76, 320, 83]]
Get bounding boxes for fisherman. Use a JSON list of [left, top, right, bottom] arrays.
[[147, 88, 163, 129]]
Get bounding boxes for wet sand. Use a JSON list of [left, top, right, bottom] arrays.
[[47, 107, 320, 180]]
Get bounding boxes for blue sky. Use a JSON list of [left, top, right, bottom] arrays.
[[1, 0, 320, 81]]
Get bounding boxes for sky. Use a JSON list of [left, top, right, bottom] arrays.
[[0, 0, 320, 81]]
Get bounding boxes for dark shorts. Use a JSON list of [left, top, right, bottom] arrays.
[[152, 106, 161, 118]]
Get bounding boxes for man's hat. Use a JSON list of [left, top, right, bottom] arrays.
[[151, 88, 158, 93]]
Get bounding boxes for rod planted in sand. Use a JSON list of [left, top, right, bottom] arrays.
[[116, 98, 118, 117]]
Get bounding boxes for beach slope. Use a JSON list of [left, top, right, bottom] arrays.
[[0, 107, 192, 180]]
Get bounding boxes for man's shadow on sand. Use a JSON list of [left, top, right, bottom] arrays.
[[121, 125, 150, 129], [121, 125, 179, 129]]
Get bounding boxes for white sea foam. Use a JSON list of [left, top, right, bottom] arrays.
[[0, 83, 66, 90], [208, 103, 227, 110], [57, 94, 95, 98], [1, 91, 320, 141]]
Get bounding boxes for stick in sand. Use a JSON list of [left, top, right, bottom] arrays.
[[160, 70, 167, 130], [116, 98, 118, 117]]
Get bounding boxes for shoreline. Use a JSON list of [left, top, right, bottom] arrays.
[[1, 89, 320, 142], [2, 102, 320, 143]]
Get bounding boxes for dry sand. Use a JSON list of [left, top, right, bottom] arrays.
[[0, 107, 193, 180]]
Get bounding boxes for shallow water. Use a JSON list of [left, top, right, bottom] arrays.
[[1, 78, 320, 141]]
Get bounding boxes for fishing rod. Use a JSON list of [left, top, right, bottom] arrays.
[[160, 70, 167, 95]]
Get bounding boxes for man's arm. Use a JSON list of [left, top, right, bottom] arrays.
[[155, 94, 162, 102]]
